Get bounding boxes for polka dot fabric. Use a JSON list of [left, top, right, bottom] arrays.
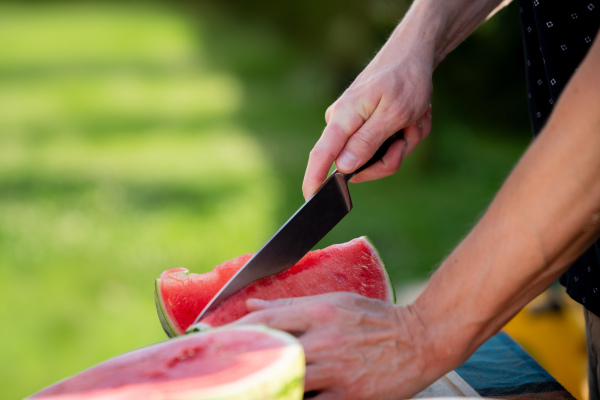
[[520, 0, 599, 133], [519, 0, 600, 315]]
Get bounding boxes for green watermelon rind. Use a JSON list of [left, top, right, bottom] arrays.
[[28, 325, 305, 400], [154, 278, 179, 338], [361, 236, 396, 304]]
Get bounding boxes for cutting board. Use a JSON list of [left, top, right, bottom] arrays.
[[413, 370, 480, 398]]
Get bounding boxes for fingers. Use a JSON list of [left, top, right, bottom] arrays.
[[237, 294, 407, 399], [333, 104, 398, 175], [346, 136, 407, 184], [234, 294, 344, 335], [230, 297, 314, 333], [401, 104, 432, 160], [245, 296, 325, 311], [302, 103, 367, 200], [349, 104, 432, 183], [303, 99, 432, 199], [245, 297, 293, 311], [304, 364, 338, 395]]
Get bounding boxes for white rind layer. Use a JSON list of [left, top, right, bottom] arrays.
[[154, 277, 179, 337], [174, 325, 305, 400]]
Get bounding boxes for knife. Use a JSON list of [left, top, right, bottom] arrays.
[[187, 130, 403, 331]]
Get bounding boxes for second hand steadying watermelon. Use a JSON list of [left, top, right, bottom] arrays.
[[155, 237, 395, 337]]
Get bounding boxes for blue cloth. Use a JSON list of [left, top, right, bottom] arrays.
[[456, 332, 574, 399]]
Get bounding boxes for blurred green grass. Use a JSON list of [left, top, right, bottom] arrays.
[[0, 3, 530, 398]]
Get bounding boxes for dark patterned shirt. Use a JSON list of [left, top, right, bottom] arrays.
[[519, 0, 600, 315]]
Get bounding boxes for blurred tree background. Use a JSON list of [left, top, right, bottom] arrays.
[[0, 1, 531, 398]]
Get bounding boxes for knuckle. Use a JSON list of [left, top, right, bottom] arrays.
[[308, 144, 334, 163], [338, 92, 359, 108], [325, 102, 335, 119], [325, 121, 347, 138], [329, 96, 354, 118], [385, 99, 407, 120], [388, 102, 410, 123], [336, 91, 376, 121], [350, 131, 376, 155]]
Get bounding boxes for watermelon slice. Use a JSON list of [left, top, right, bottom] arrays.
[[28, 325, 304, 400], [155, 236, 395, 337]]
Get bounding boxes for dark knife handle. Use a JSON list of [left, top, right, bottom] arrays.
[[342, 129, 404, 181]]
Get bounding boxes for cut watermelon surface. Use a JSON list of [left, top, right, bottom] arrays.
[[155, 236, 395, 337], [28, 325, 305, 400]]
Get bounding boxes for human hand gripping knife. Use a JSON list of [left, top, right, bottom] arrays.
[[186, 131, 403, 333]]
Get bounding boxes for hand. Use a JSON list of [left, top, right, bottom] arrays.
[[301, 0, 510, 200], [231, 292, 439, 400], [302, 32, 434, 199]]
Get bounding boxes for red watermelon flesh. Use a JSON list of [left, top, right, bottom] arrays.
[[155, 237, 394, 336], [156, 253, 253, 336], [28, 325, 304, 400]]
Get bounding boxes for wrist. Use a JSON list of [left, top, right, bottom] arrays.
[[393, 303, 456, 389], [396, 0, 449, 67], [408, 285, 482, 377]]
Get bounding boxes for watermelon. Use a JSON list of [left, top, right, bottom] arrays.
[[28, 325, 305, 400], [155, 236, 395, 337]]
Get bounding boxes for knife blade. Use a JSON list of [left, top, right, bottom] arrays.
[[187, 130, 403, 330]]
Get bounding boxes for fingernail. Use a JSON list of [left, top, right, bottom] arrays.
[[337, 150, 358, 171], [417, 118, 423, 129]]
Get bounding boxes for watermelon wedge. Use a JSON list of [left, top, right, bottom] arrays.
[[155, 236, 395, 337], [28, 325, 305, 400]]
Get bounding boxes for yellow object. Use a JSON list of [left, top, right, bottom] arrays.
[[504, 287, 588, 400]]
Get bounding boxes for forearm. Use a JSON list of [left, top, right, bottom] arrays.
[[411, 33, 600, 377], [382, 0, 509, 68]]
